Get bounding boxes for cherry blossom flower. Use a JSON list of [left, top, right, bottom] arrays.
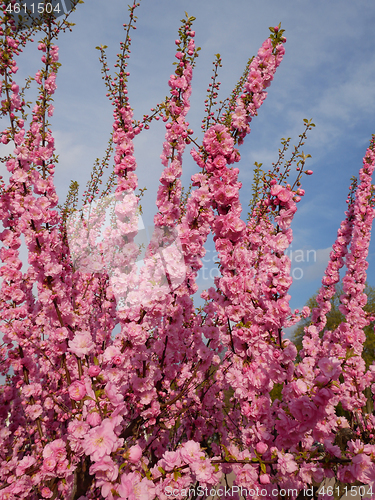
[[82, 419, 123, 462], [277, 452, 298, 475], [68, 331, 95, 358], [68, 380, 87, 401]]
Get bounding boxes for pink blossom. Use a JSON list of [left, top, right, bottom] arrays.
[[203, 124, 234, 157], [88, 365, 101, 377], [68, 419, 90, 439], [260, 474, 270, 484], [318, 357, 342, 380], [300, 463, 324, 484], [68, 380, 87, 401], [43, 439, 66, 462], [323, 440, 341, 458], [44, 73, 57, 94], [272, 232, 290, 252], [87, 411, 102, 427], [103, 345, 122, 363], [22, 383, 42, 398], [180, 441, 205, 464], [68, 331, 95, 358], [41, 487, 53, 498], [82, 419, 122, 462], [190, 458, 220, 484], [351, 453, 373, 482], [25, 404, 43, 420], [337, 465, 356, 483], [89, 456, 119, 484], [275, 207, 296, 229], [277, 452, 298, 475], [118, 473, 155, 500], [105, 381, 124, 406], [15, 145, 30, 161], [15, 456, 36, 476], [362, 459, 375, 484], [289, 396, 317, 424], [118, 472, 140, 498], [301, 306, 310, 318], [56, 459, 69, 475], [50, 46, 59, 62], [256, 442, 268, 455], [160, 450, 182, 471], [278, 187, 293, 203], [101, 482, 120, 500], [42, 456, 57, 472], [2, 12, 375, 500], [128, 444, 143, 464], [235, 464, 257, 486]]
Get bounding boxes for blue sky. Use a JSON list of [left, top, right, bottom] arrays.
[[2, 0, 375, 319]]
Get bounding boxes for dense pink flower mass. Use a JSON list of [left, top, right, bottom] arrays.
[[0, 4, 374, 500], [83, 420, 123, 462], [68, 380, 87, 401], [68, 331, 95, 357]]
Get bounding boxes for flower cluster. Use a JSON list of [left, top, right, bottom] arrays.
[[1, 6, 375, 500]]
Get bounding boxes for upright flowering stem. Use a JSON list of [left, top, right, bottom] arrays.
[[293, 138, 375, 487]]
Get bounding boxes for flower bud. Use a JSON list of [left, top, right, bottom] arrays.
[[87, 412, 101, 427], [128, 444, 143, 463], [88, 365, 101, 377], [256, 442, 268, 454], [260, 474, 270, 484]]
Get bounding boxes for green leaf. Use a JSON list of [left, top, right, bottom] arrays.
[[95, 389, 103, 398], [346, 348, 356, 360], [221, 444, 231, 459]]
